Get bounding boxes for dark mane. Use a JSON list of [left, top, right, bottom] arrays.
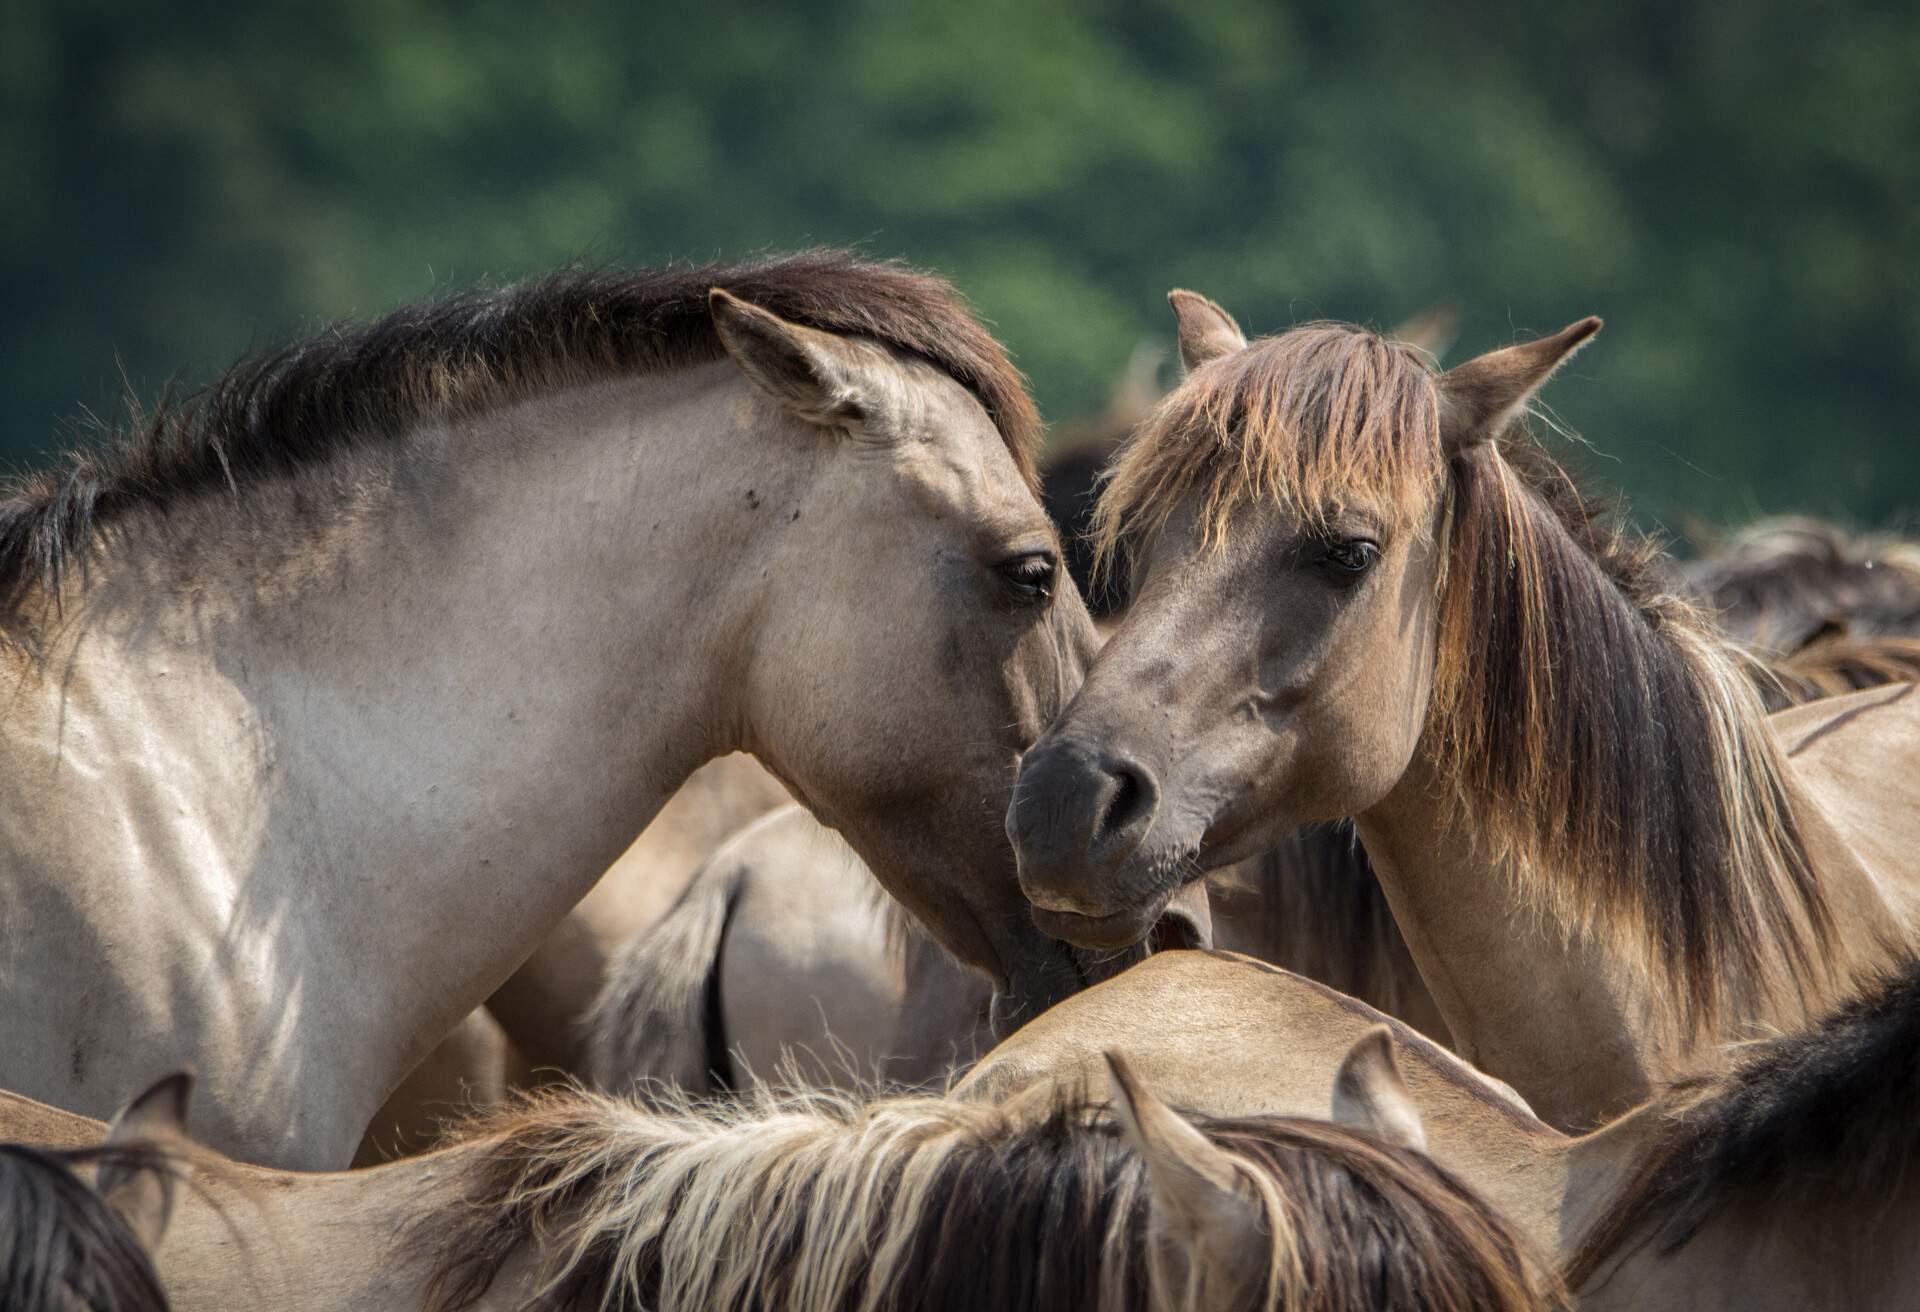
[[1430, 432, 1834, 1026], [416, 1086, 1558, 1312], [0, 1143, 172, 1312], [1569, 958, 1920, 1286], [1683, 517, 1920, 653], [0, 249, 1038, 605]]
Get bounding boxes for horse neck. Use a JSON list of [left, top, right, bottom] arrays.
[[1356, 479, 1901, 1131], [153, 1144, 531, 1312], [6, 365, 770, 1165], [1357, 757, 1687, 1132], [1363, 752, 1898, 1133]]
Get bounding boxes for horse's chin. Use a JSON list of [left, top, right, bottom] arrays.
[[992, 881, 1214, 1037]]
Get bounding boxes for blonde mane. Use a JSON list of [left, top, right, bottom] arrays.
[[1095, 323, 1835, 1027], [416, 1085, 1557, 1312]]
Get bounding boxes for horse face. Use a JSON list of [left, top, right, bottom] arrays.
[[712, 293, 1104, 1028], [1009, 484, 1447, 949]]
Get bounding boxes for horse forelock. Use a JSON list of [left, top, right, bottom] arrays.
[[1568, 958, 1920, 1288], [413, 1085, 1559, 1312], [1089, 323, 1444, 586], [1426, 435, 1837, 1030], [0, 249, 1040, 618]]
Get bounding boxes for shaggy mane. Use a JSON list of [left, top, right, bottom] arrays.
[[1568, 958, 1920, 1286], [0, 248, 1038, 606], [1091, 324, 1441, 569], [415, 1085, 1559, 1312], [1684, 516, 1920, 653], [1094, 321, 1835, 1028]]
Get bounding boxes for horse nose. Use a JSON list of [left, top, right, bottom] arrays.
[[1007, 737, 1161, 915]]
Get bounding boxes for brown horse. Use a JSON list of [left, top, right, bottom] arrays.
[[0, 251, 1101, 1168], [585, 805, 994, 1098], [1010, 292, 1920, 1130]]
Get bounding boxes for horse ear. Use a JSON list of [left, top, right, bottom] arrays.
[[1331, 1026, 1427, 1152], [100, 1071, 193, 1249], [1387, 302, 1462, 363], [1167, 290, 1248, 372], [1437, 316, 1601, 453], [709, 288, 885, 432], [1106, 1051, 1268, 1298]]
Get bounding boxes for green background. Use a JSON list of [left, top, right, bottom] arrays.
[[5, 1, 1915, 533]]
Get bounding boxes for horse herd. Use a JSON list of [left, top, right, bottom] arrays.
[[4, 249, 1919, 1310]]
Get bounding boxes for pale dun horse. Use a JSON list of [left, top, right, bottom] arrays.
[[1011, 291, 1920, 1130], [0, 251, 1102, 1169], [17, 1039, 1557, 1312]]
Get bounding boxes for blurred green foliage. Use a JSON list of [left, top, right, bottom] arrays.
[[3, 0, 1915, 529]]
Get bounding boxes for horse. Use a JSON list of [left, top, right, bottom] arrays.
[[1682, 516, 1920, 654], [966, 947, 1920, 1310], [1009, 290, 1920, 1130], [586, 805, 1211, 1101], [28, 1039, 1555, 1311], [581, 521, 1920, 1111], [0, 250, 1104, 1169], [586, 805, 993, 1098]]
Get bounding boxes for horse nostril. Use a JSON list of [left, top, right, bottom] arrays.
[[1095, 758, 1157, 848]]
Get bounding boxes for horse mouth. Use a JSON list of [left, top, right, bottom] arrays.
[[1029, 877, 1180, 951]]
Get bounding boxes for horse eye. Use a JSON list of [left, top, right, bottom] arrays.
[[1320, 539, 1381, 577], [998, 552, 1057, 601]]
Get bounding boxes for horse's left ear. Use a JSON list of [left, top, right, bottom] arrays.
[[99, 1070, 193, 1249], [1331, 1026, 1427, 1152], [1437, 316, 1601, 454], [1106, 1051, 1269, 1298], [709, 288, 891, 433], [1167, 290, 1248, 372]]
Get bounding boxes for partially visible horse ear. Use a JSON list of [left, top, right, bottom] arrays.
[[1167, 290, 1248, 372], [100, 1070, 193, 1249], [1387, 302, 1462, 364], [709, 288, 884, 431], [1437, 316, 1601, 454], [1331, 1026, 1427, 1152], [1107, 1051, 1269, 1295]]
